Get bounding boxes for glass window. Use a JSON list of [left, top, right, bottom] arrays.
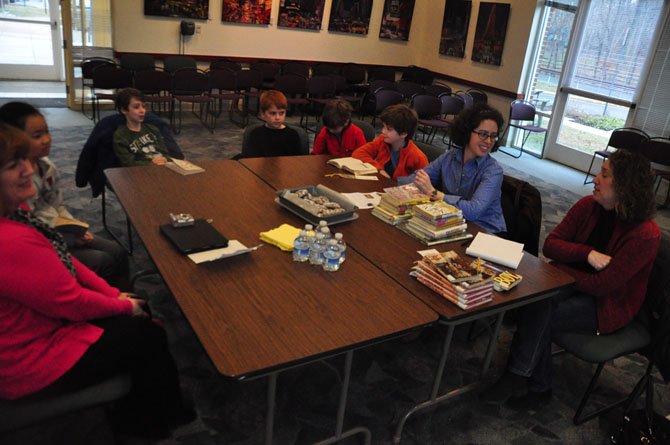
[[568, 0, 664, 102]]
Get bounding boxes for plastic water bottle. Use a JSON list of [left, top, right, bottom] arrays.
[[320, 226, 331, 242], [309, 232, 326, 266], [304, 224, 315, 245], [322, 239, 342, 272], [334, 232, 346, 264], [292, 230, 310, 262]]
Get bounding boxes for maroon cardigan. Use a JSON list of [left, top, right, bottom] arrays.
[[543, 196, 660, 334]]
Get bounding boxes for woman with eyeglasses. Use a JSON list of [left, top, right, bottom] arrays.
[[409, 103, 506, 233]]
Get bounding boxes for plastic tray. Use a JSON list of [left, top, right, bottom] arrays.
[[276, 184, 358, 226]]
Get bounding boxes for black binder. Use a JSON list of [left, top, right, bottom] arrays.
[[160, 219, 228, 254]]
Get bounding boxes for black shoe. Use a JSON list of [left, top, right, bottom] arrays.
[[479, 372, 528, 404], [506, 389, 552, 411]]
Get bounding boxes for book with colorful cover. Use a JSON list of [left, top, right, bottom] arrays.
[[426, 250, 492, 283], [405, 219, 467, 240], [372, 205, 413, 225], [382, 184, 430, 206], [397, 223, 472, 246], [492, 270, 524, 291], [410, 262, 493, 309], [412, 201, 462, 221]]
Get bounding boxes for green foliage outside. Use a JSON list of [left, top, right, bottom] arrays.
[[569, 113, 624, 131]]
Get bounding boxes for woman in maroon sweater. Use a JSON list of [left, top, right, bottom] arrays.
[[0, 124, 193, 438], [485, 149, 660, 408]]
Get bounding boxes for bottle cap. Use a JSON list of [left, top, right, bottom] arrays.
[[305, 224, 313, 230], [334, 233, 343, 240], [319, 220, 327, 227]]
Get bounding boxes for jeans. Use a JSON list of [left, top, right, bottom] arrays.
[[508, 291, 598, 392]]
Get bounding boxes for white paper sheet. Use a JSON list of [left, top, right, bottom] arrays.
[[188, 240, 262, 264], [341, 192, 383, 209], [465, 232, 524, 269]]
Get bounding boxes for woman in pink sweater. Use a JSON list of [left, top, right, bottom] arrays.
[[484, 149, 660, 409], [0, 124, 193, 438]]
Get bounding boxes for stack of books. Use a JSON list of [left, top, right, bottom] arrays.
[[371, 184, 430, 225], [399, 201, 469, 245], [410, 251, 495, 310]]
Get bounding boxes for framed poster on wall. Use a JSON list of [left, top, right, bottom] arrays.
[[222, 0, 272, 24], [144, 0, 209, 20], [328, 0, 373, 35], [379, 0, 416, 41], [278, 0, 326, 30], [439, 0, 471, 58], [471, 2, 510, 66]]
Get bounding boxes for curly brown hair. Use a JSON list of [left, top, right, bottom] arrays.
[[448, 103, 504, 151], [609, 149, 656, 223]]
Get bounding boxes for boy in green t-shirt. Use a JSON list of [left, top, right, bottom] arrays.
[[113, 88, 169, 167]]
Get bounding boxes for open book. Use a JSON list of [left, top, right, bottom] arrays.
[[326, 157, 377, 175], [165, 158, 205, 175], [55, 216, 90, 238]]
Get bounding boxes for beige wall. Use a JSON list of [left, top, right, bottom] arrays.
[[112, 0, 537, 95]]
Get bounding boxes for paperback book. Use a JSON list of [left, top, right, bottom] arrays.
[[165, 159, 205, 175], [326, 157, 377, 175]]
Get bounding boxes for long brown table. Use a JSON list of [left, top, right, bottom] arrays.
[[240, 154, 575, 443], [106, 160, 438, 445]]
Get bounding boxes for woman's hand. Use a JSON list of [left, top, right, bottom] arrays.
[[378, 169, 390, 179], [414, 169, 434, 194], [127, 297, 149, 317], [588, 250, 612, 271], [74, 231, 94, 247], [152, 156, 168, 166]]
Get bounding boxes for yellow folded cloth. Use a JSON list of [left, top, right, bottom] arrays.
[[259, 224, 302, 252]]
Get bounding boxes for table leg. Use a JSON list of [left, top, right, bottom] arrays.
[[313, 350, 372, 445], [265, 372, 278, 445], [480, 312, 505, 376]]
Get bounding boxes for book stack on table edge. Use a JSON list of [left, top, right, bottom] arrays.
[[372, 184, 430, 225], [410, 250, 496, 310], [399, 201, 469, 246]]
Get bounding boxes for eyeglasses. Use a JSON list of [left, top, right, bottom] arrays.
[[472, 130, 500, 142]]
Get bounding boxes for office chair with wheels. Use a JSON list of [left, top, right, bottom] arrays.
[[499, 100, 547, 158], [584, 128, 649, 184]]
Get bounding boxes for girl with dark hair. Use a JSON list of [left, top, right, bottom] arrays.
[[0, 101, 130, 290], [408, 103, 506, 233], [485, 149, 660, 408]]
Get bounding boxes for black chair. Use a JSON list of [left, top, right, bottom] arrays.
[[236, 69, 265, 124], [401, 65, 434, 85], [414, 140, 446, 162], [208, 68, 245, 127], [395, 80, 425, 102], [499, 100, 547, 158], [467, 88, 488, 104], [433, 93, 465, 145], [454, 90, 474, 109], [500, 175, 542, 256], [367, 88, 403, 127], [411, 94, 445, 144], [163, 55, 197, 74], [210, 58, 242, 72], [360, 80, 397, 119], [119, 53, 155, 72], [341, 63, 367, 93], [312, 63, 341, 77], [273, 73, 309, 117], [91, 64, 133, 122], [133, 67, 173, 118], [0, 374, 132, 438], [303, 75, 337, 130], [638, 137, 670, 207], [171, 68, 214, 134], [80, 57, 116, 118], [553, 235, 670, 425], [424, 83, 452, 97], [281, 61, 310, 78], [250, 61, 281, 89], [368, 66, 396, 82], [583, 128, 649, 184]]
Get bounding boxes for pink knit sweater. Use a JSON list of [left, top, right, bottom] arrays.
[[0, 217, 132, 399]]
